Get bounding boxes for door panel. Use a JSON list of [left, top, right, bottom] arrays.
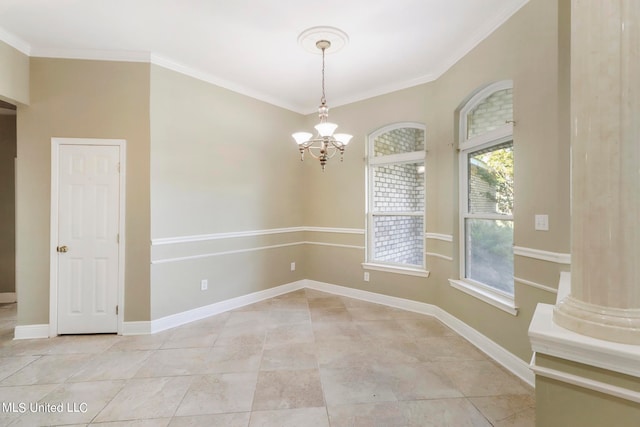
[[57, 144, 119, 334]]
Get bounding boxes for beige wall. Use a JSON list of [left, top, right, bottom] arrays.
[[149, 65, 306, 319], [16, 58, 151, 323], [0, 114, 16, 294], [4, 1, 568, 360], [303, 0, 569, 362], [535, 354, 640, 427], [536, 377, 640, 427], [3, 2, 635, 423], [0, 41, 29, 105]]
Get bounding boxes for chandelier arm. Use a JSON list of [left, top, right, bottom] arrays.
[[302, 139, 340, 160]]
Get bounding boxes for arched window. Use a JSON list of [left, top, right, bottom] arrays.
[[454, 81, 515, 312], [364, 123, 427, 276]]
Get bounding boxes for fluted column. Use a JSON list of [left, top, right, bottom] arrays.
[[554, 0, 640, 344]]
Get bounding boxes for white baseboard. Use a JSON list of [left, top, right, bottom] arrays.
[[146, 280, 306, 334], [12, 278, 533, 388], [304, 279, 534, 387], [0, 292, 16, 303], [121, 321, 151, 336], [14, 324, 50, 340]]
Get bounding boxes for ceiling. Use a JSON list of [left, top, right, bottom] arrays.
[[0, 0, 528, 114]]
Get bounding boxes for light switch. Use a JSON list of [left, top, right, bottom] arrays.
[[535, 214, 549, 231]]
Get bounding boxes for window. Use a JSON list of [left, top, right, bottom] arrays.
[[455, 81, 515, 311], [365, 123, 427, 276]]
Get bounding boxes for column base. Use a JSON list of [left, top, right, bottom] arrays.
[[554, 296, 640, 345]]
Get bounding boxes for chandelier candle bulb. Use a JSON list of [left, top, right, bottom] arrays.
[[291, 30, 351, 171]]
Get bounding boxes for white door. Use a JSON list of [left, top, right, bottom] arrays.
[[57, 144, 120, 334]]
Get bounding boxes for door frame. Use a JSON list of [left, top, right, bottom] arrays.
[[49, 137, 126, 337]]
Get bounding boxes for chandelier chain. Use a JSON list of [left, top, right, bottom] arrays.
[[321, 46, 326, 105]]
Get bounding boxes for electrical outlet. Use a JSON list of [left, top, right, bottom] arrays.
[[290, 262, 296, 272], [535, 214, 549, 231], [200, 279, 208, 291], [364, 272, 370, 282]]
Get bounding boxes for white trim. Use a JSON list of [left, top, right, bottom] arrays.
[[151, 242, 302, 264], [368, 151, 425, 166], [152, 227, 305, 245], [17, 277, 533, 387], [0, 0, 528, 116], [528, 303, 640, 378], [0, 292, 16, 303], [426, 252, 453, 262], [304, 227, 365, 235], [371, 211, 423, 217], [307, 279, 438, 314], [425, 233, 453, 242], [305, 242, 365, 250], [121, 321, 151, 336], [148, 281, 304, 334], [465, 212, 513, 221], [151, 240, 365, 264], [14, 324, 49, 340], [530, 353, 640, 403], [151, 226, 364, 246], [304, 280, 534, 387], [150, 53, 303, 113], [449, 279, 518, 316], [460, 125, 514, 151], [31, 47, 150, 63], [514, 276, 558, 294], [49, 138, 127, 337], [0, 26, 31, 56], [16, 47, 302, 113], [362, 263, 430, 278], [514, 246, 571, 264]]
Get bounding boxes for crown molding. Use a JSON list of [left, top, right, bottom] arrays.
[[0, 26, 31, 55], [149, 53, 303, 113], [0, 0, 530, 114], [310, 0, 531, 114], [426, 0, 530, 84], [30, 47, 150, 62]]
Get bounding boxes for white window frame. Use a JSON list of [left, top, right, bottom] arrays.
[[363, 122, 428, 277], [450, 81, 517, 315]]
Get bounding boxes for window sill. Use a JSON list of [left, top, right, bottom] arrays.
[[448, 279, 518, 316], [362, 263, 430, 278]]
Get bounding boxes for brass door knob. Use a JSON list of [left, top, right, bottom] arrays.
[[57, 245, 68, 253]]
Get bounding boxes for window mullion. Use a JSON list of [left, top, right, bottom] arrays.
[[372, 211, 424, 217], [464, 213, 513, 221]]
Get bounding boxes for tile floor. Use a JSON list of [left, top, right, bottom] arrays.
[[0, 289, 535, 426]]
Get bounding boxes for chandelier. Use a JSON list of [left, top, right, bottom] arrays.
[[292, 39, 352, 171]]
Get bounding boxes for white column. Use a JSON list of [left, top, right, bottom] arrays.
[[554, 0, 640, 344]]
